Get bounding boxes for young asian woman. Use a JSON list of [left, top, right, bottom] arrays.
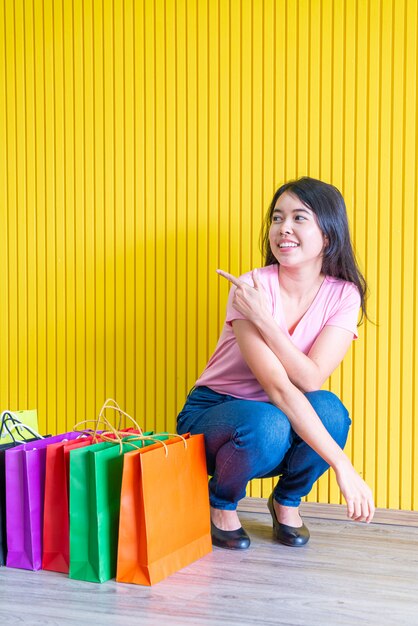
[[177, 177, 375, 550]]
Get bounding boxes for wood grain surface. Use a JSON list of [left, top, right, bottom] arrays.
[[239, 497, 418, 526], [0, 501, 417, 626]]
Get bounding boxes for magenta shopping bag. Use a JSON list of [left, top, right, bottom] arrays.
[[5, 432, 81, 570]]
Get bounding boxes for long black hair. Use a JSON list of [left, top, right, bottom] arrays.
[[261, 176, 368, 322]]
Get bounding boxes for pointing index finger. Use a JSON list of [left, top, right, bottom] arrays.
[[216, 269, 243, 288]]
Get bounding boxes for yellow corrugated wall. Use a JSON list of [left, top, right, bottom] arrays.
[[1, 0, 417, 511]]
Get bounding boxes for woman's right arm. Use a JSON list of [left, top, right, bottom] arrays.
[[232, 318, 375, 523]]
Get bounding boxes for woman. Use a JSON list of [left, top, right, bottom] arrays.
[[177, 177, 375, 550]]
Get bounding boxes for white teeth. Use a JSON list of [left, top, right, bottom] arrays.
[[279, 242, 298, 248]]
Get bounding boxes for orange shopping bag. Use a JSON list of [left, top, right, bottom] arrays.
[[116, 433, 211, 586]]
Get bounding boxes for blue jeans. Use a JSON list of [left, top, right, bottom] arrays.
[[176, 385, 351, 510]]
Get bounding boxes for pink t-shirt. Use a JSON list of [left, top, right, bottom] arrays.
[[195, 264, 361, 402]]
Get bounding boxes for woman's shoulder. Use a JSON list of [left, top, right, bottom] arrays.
[[323, 276, 361, 305], [324, 275, 359, 290], [239, 264, 278, 285]]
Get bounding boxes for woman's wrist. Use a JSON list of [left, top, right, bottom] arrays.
[[331, 453, 353, 474]]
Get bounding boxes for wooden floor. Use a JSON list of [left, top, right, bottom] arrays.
[[1, 499, 417, 626]]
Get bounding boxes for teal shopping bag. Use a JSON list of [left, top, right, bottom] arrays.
[[69, 434, 167, 583]]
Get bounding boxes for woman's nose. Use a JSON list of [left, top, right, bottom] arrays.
[[279, 219, 293, 235]]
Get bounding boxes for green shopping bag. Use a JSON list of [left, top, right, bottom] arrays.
[[68, 434, 167, 583]]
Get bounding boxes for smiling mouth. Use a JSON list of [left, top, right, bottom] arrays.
[[278, 242, 299, 249]]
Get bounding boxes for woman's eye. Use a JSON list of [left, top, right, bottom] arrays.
[[272, 214, 307, 223]]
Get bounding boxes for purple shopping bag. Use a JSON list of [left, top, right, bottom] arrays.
[[5, 432, 82, 570]]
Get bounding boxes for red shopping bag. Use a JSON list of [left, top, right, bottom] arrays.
[[42, 428, 143, 572], [116, 433, 211, 586], [42, 436, 95, 572]]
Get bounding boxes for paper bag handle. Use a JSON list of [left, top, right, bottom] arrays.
[[0, 410, 44, 441], [97, 398, 143, 434], [98, 432, 188, 457]]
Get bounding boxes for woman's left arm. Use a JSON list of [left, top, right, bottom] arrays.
[[218, 269, 354, 392], [253, 321, 353, 392]]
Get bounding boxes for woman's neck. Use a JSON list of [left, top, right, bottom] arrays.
[[278, 265, 325, 301]]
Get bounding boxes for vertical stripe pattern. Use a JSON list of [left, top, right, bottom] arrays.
[[0, 0, 417, 510]]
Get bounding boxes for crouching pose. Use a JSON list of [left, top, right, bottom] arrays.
[[177, 177, 374, 550]]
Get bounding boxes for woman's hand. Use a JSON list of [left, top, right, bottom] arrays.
[[217, 268, 271, 324], [333, 458, 375, 523]]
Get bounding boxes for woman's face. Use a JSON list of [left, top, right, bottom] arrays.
[[269, 191, 328, 270]]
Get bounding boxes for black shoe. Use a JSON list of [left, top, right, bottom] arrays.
[[210, 521, 251, 550], [267, 494, 310, 547]]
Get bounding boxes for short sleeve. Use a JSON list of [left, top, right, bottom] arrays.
[[325, 283, 361, 339]]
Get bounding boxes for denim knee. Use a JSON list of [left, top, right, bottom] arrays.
[[229, 403, 293, 474], [305, 390, 351, 446]]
